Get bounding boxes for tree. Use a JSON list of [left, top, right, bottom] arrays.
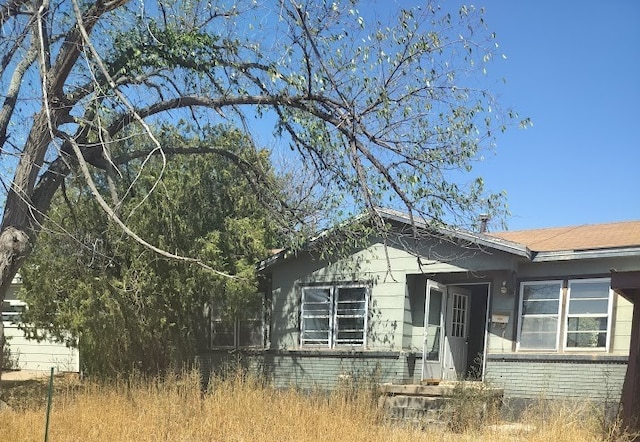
[[18, 125, 276, 376], [0, 0, 525, 378]]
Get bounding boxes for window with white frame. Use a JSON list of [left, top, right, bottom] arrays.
[[1, 300, 26, 324], [517, 281, 562, 350], [565, 279, 612, 350], [517, 278, 613, 352], [301, 285, 368, 348]]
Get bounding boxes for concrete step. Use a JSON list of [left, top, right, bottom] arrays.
[[379, 394, 448, 410], [378, 383, 504, 426], [384, 404, 444, 421]]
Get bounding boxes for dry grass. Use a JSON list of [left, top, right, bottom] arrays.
[[0, 370, 626, 441]]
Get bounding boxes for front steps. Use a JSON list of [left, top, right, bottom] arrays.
[[378, 382, 504, 427]]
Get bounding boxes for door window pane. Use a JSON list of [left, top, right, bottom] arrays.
[[426, 288, 443, 361]]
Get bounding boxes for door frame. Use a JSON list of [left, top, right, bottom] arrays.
[[422, 281, 491, 382], [422, 280, 446, 381]]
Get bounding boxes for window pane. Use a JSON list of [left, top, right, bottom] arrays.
[[425, 325, 441, 360], [522, 299, 560, 315], [336, 317, 364, 331], [568, 299, 608, 315], [427, 289, 443, 327], [337, 287, 365, 302], [523, 283, 561, 301], [238, 319, 263, 347], [566, 332, 607, 348], [520, 316, 558, 349], [567, 317, 607, 332], [303, 330, 330, 340], [211, 321, 235, 347], [303, 316, 330, 331], [569, 281, 610, 299], [336, 329, 365, 342], [303, 288, 331, 313]]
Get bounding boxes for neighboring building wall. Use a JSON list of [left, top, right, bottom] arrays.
[[2, 278, 80, 373], [4, 324, 80, 372]]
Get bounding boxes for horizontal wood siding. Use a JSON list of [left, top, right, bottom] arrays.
[[4, 325, 80, 372], [613, 295, 633, 353], [269, 236, 518, 354]]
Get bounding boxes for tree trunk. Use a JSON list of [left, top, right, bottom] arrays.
[[0, 226, 32, 375]]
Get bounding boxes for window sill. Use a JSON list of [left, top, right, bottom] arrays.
[[487, 353, 628, 363], [269, 349, 403, 358]]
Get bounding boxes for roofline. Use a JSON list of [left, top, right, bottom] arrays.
[[258, 208, 533, 270], [375, 208, 532, 259], [259, 209, 640, 270], [532, 247, 640, 262]]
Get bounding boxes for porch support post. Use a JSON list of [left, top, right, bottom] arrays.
[[622, 301, 640, 433], [611, 270, 640, 435]]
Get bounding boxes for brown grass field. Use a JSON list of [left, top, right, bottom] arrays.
[[0, 370, 629, 441]]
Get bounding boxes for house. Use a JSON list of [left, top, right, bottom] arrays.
[[201, 208, 640, 410], [1, 275, 80, 373]]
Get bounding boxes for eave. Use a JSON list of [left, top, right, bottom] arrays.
[[611, 270, 640, 303], [532, 247, 640, 262]]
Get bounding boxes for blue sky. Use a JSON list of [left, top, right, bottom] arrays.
[[453, 1, 640, 230]]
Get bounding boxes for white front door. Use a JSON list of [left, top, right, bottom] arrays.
[[422, 280, 445, 381], [443, 287, 470, 380]]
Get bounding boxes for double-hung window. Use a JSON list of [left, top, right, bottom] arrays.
[[517, 281, 563, 350], [517, 278, 613, 352], [301, 285, 368, 348], [565, 279, 612, 350]]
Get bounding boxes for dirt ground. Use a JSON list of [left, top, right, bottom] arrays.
[[1, 370, 56, 381]]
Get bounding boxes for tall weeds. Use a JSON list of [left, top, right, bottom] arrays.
[[0, 370, 630, 441]]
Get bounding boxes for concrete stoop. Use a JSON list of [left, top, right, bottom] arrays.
[[378, 383, 504, 427]]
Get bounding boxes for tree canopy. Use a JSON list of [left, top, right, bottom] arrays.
[[19, 125, 275, 376], [0, 0, 527, 378]]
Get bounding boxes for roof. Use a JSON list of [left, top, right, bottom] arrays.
[[489, 220, 640, 253], [259, 209, 640, 269]]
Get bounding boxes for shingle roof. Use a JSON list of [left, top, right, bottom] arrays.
[[488, 221, 640, 252]]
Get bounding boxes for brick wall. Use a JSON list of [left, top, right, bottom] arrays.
[[198, 350, 423, 389], [485, 356, 627, 404]]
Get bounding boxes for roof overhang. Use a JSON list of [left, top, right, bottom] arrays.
[[611, 270, 640, 303], [532, 247, 640, 262], [258, 208, 532, 271], [373, 208, 532, 258]]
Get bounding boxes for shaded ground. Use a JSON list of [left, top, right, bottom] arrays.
[[1, 370, 81, 410]]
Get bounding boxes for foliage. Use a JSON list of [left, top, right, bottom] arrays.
[[442, 381, 501, 433], [0, 0, 530, 394], [18, 126, 276, 377]]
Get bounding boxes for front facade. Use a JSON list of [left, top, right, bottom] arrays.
[[201, 209, 640, 407]]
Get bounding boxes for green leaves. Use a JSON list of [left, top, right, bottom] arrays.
[[19, 125, 277, 377]]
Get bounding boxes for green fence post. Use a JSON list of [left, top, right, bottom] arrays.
[[44, 367, 54, 442]]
